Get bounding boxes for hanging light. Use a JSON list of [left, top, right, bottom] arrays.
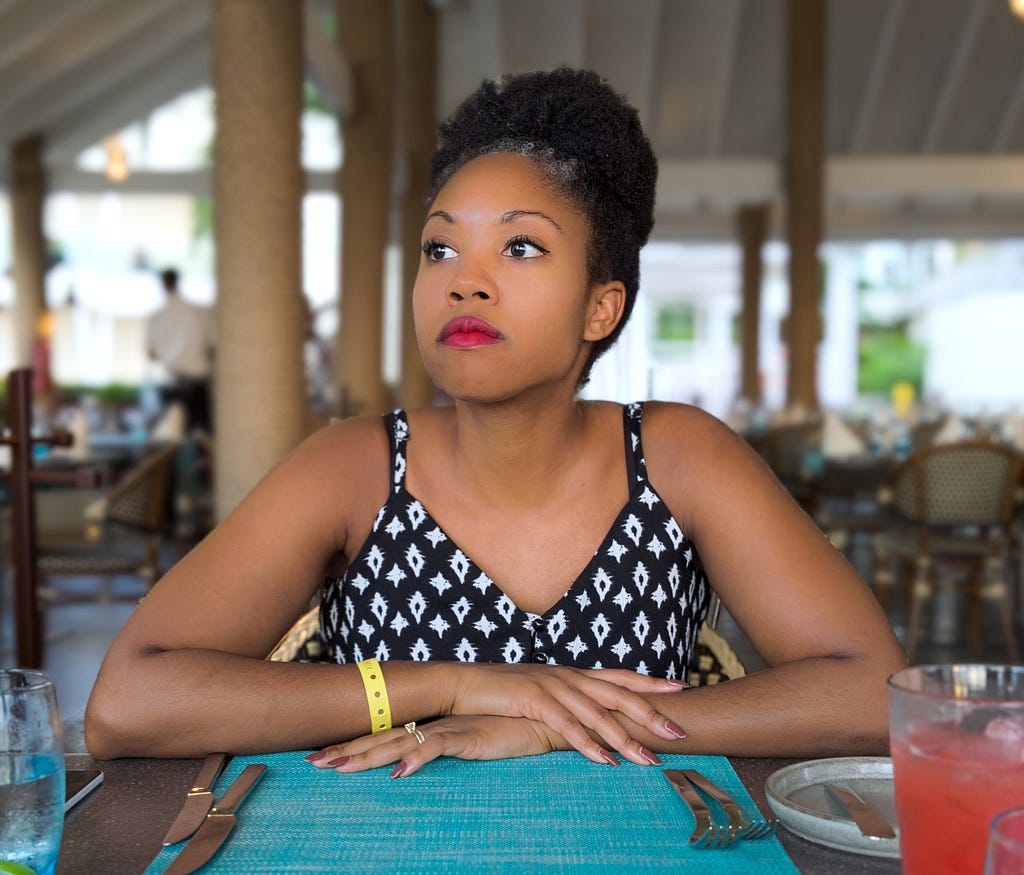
[[1011, 0, 1024, 20], [103, 134, 129, 183]]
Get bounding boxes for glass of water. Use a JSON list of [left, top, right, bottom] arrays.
[[1, 670, 65, 875]]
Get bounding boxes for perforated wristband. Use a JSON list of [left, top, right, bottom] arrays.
[[356, 658, 392, 733]]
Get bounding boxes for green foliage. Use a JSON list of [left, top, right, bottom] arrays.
[[857, 323, 926, 397], [655, 302, 696, 342], [58, 383, 141, 409], [192, 197, 213, 242]]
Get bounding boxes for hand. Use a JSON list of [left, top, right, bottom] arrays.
[[307, 716, 562, 778], [443, 663, 686, 766]]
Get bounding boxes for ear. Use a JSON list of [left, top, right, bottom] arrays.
[[583, 280, 626, 342]]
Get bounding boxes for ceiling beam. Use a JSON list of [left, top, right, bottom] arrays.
[[991, 55, 1024, 151], [1, 3, 207, 143], [920, 0, 987, 152], [42, 35, 209, 167], [0, 0, 110, 74], [847, 0, 905, 153], [705, 0, 742, 156], [0, 0, 185, 114]]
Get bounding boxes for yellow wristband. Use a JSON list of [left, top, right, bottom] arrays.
[[356, 658, 392, 733]]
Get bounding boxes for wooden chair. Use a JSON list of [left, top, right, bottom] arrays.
[[36, 442, 179, 606], [873, 440, 1023, 661]]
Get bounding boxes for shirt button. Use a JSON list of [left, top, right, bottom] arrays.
[[533, 652, 549, 663]]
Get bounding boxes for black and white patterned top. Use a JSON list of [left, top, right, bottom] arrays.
[[320, 403, 709, 679]]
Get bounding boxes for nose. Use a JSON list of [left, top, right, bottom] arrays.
[[448, 287, 491, 303], [445, 253, 496, 304]]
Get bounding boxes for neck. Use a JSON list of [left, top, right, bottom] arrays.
[[445, 393, 593, 506]]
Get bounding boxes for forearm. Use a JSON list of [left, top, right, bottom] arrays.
[[570, 654, 901, 759], [85, 650, 454, 759]]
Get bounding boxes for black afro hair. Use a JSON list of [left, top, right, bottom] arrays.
[[430, 67, 658, 386]]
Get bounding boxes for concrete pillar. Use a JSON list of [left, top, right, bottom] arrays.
[[9, 134, 47, 368], [783, 0, 825, 411], [211, 0, 307, 521], [334, 0, 394, 416], [396, 0, 438, 409], [737, 204, 770, 404]]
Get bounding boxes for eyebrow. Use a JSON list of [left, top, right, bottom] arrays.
[[425, 209, 563, 232]]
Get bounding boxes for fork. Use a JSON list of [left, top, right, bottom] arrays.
[[664, 769, 778, 845], [663, 769, 733, 847], [683, 769, 779, 841]]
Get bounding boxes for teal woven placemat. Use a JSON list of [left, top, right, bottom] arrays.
[[145, 751, 798, 874]]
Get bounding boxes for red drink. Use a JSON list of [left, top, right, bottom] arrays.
[[890, 667, 1024, 875]]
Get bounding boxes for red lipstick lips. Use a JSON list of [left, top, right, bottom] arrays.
[[438, 316, 504, 348]]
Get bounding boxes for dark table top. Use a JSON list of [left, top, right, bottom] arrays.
[[58, 751, 901, 875]]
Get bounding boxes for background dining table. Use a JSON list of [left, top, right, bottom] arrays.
[[57, 746, 902, 875]]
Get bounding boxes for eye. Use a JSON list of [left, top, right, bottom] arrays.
[[422, 239, 456, 261], [503, 236, 548, 259]]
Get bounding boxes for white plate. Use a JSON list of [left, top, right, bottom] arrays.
[[765, 757, 900, 859]]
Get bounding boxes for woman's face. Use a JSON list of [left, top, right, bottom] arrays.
[[413, 152, 622, 403]]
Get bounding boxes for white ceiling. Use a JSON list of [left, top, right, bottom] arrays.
[[2, 0, 1024, 241]]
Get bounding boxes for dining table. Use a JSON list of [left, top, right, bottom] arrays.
[[57, 721, 903, 875]]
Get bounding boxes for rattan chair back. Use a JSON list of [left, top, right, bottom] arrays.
[[888, 440, 1022, 527]]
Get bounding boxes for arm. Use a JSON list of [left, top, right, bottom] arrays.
[[616, 403, 907, 758], [85, 418, 682, 760]]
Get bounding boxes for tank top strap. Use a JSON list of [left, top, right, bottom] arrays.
[[622, 402, 649, 495], [383, 408, 410, 494]]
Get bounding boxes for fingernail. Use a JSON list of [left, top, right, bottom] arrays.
[[390, 761, 408, 779], [639, 747, 662, 766], [665, 678, 689, 689], [325, 755, 350, 768], [599, 748, 620, 767], [304, 751, 327, 762], [665, 720, 687, 739]]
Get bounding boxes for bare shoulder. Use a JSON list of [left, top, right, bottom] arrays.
[[639, 400, 755, 464], [638, 401, 778, 528]]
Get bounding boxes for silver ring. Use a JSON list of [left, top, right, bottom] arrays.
[[404, 721, 426, 744]]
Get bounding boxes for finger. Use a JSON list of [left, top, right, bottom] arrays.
[[545, 673, 687, 743], [304, 726, 410, 769], [528, 686, 664, 766], [583, 668, 689, 693], [328, 731, 421, 773]]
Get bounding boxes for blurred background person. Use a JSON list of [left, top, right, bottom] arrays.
[[145, 268, 214, 435]]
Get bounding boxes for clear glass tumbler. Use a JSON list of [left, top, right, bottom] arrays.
[[985, 807, 1024, 875], [0, 670, 66, 875], [889, 664, 1024, 875]]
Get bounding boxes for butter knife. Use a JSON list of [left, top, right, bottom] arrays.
[[163, 764, 266, 875], [163, 753, 230, 845], [822, 782, 896, 839]]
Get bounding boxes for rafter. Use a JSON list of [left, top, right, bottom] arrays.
[[43, 34, 209, 167], [848, 0, 905, 153], [991, 54, 1024, 151], [921, 0, 987, 152], [705, 0, 742, 156], [0, 2, 207, 143]]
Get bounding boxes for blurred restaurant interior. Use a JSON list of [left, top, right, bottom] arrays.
[[1, 0, 1024, 722]]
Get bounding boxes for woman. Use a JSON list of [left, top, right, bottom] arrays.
[[86, 69, 906, 774]]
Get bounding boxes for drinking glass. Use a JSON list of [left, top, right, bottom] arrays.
[[1, 670, 65, 875], [985, 807, 1024, 875], [889, 665, 1024, 875]]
